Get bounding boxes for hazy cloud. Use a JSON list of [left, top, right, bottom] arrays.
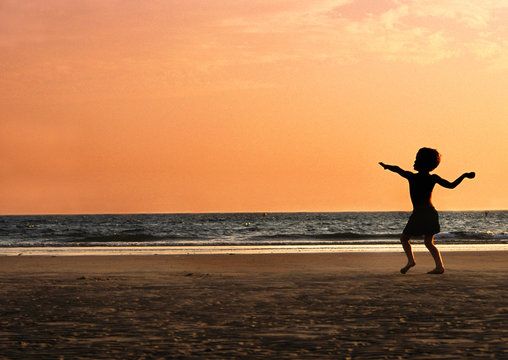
[[2, 0, 508, 101], [215, 0, 508, 66]]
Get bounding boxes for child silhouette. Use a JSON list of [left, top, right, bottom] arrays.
[[380, 148, 475, 274]]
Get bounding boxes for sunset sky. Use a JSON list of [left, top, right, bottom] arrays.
[[1, 0, 508, 214]]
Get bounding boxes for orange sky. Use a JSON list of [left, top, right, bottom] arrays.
[[1, 0, 508, 214]]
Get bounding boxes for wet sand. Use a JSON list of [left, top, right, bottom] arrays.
[[1, 251, 507, 359]]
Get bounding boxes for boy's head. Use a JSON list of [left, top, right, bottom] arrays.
[[414, 147, 441, 172]]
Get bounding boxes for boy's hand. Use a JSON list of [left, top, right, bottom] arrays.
[[379, 162, 387, 169], [464, 172, 475, 179]]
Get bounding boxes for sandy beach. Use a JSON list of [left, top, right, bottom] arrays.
[[1, 251, 508, 359]]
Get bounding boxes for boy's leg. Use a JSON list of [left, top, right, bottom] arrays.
[[400, 234, 415, 274], [424, 235, 445, 274]]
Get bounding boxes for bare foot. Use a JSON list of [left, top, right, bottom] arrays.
[[400, 262, 415, 274], [427, 268, 445, 274]]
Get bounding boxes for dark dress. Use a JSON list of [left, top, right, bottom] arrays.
[[403, 206, 440, 236], [403, 172, 441, 236]]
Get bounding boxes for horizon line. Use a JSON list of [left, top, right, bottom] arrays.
[[1, 209, 505, 216]]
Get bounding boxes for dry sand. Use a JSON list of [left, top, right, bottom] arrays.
[[1, 251, 507, 359]]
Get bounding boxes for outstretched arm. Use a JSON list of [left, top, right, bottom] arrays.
[[435, 172, 475, 189], [379, 162, 412, 179]]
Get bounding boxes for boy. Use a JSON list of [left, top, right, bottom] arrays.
[[379, 148, 475, 274]]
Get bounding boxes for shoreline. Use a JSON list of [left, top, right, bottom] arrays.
[[1, 243, 508, 256]]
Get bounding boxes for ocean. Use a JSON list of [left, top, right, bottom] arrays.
[[1, 211, 506, 251]]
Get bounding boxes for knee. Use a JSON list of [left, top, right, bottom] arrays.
[[424, 239, 435, 249], [400, 234, 410, 244]]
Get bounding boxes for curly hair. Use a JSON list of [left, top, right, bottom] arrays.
[[415, 147, 441, 172]]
